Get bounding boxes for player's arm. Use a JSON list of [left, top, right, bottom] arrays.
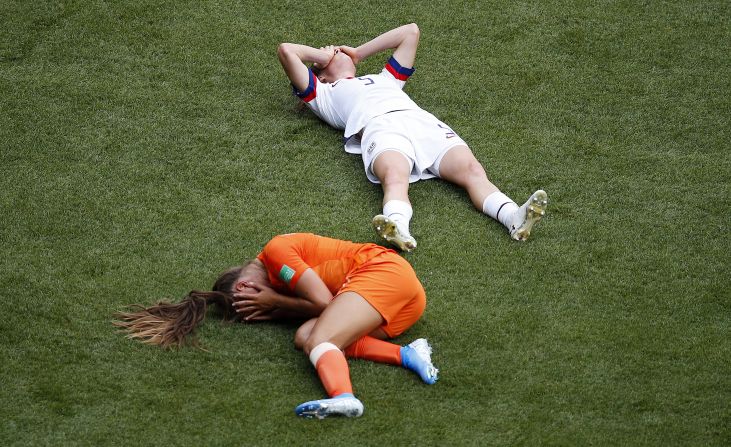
[[292, 268, 333, 313], [233, 269, 333, 320], [277, 43, 336, 92], [339, 23, 420, 68]]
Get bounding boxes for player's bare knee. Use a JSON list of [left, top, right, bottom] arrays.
[[294, 330, 306, 351], [378, 163, 409, 186], [382, 173, 409, 189], [294, 327, 310, 350], [464, 159, 488, 183], [374, 151, 411, 182], [294, 321, 314, 350]]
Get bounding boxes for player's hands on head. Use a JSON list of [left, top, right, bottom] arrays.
[[232, 281, 277, 322], [313, 45, 338, 69], [337, 46, 359, 64]]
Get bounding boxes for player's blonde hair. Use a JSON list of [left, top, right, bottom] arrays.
[[114, 264, 252, 348]]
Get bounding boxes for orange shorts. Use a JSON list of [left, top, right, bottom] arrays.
[[338, 251, 426, 338]]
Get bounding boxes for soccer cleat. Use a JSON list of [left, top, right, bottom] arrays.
[[509, 190, 548, 241], [372, 214, 417, 252], [400, 338, 439, 385], [295, 393, 364, 419]]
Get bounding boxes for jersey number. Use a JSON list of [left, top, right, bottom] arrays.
[[438, 123, 456, 139], [333, 77, 374, 88]]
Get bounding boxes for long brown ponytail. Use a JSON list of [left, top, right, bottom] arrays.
[[114, 266, 245, 348]]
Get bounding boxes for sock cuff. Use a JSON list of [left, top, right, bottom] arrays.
[[495, 201, 513, 221], [482, 192, 517, 215], [383, 200, 413, 220], [309, 342, 340, 366]]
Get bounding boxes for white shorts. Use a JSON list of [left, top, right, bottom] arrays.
[[360, 109, 467, 184]]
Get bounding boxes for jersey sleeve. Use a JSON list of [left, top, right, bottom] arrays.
[[292, 68, 318, 103], [382, 56, 416, 89], [257, 234, 312, 289], [290, 68, 341, 128]]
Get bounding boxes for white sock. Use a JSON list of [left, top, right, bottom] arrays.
[[383, 200, 413, 236], [482, 192, 518, 229], [309, 342, 340, 367]]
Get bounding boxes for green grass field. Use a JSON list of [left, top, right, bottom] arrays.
[[1, 0, 729, 445]]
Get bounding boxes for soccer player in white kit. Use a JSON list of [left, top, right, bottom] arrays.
[[277, 23, 548, 251]]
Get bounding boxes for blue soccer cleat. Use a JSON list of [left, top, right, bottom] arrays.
[[295, 393, 364, 419], [400, 338, 439, 384]]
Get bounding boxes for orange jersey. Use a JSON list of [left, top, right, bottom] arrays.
[[257, 233, 426, 337], [257, 233, 394, 295]]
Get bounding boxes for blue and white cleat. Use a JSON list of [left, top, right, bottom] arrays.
[[400, 338, 439, 385], [372, 214, 417, 252], [295, 393, 364, 419], [509, 190, 548, 241]]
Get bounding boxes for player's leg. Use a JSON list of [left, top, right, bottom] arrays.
[[295, 318, 387, 350], [294, 291, 383, 419], [294, 315, 437, 384], [343, 256, 436, 383], [371, 150, 418, 251], [345, 336, 438, 385], [436, 145, 548, 241]]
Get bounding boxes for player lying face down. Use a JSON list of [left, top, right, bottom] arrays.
[[115, 233, 438, 419], [278, 24, 548, 252]]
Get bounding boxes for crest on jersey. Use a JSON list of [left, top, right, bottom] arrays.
[[367, 141, 377, 154], [279, 265, 296, 284]]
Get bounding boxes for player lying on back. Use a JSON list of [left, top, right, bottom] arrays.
[[277, 23, 548, 251]]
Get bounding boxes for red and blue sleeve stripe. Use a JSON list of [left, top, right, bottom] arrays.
[[385, 56, 415, 81], [293, 68, 317, 102]]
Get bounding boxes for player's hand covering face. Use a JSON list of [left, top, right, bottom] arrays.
[[232, 280, 278, 321], [317, 49, 356, 83]]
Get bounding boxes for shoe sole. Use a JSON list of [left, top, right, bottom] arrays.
[[296, 399, 364, 419], [372, 215, 417, 251], [511, 190, 548, 241]]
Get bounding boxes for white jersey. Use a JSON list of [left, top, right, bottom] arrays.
[[294, 56, 421, 154]]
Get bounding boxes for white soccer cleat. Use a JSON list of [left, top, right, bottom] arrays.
[[509, 190, 548, 241], [372, 214, 417, 252], [400, 338, 439, 385], [295, 393, 364, 419]]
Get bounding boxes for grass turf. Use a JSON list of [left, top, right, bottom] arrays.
[[1, 0, 729, 445]]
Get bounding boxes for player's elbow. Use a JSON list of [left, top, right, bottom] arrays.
[[401, 23, 420, 45], [278, 43, 304, 69], [405, 23, 420, 37], [277, 43, 296, 63]]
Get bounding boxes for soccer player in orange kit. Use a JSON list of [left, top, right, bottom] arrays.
[[115, 233, 438, 419]]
